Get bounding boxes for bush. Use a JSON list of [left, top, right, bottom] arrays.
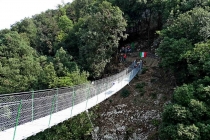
[[173, 84, 194, 106], [150, 78, 157, 83], [120, 89, 130, 98], [139, 87, 144, 93], [140, 91, 145, 96], [141, 67, 148, 74], [151, 119, 160, 127], [162, 104, 192, 124], [151, 92, 157, 99], [135, 82, 146, 89]]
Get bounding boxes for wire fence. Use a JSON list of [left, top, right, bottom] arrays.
[[0, 61, 142, 133]]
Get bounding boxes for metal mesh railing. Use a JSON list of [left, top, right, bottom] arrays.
[[0, 61, 142, 133]]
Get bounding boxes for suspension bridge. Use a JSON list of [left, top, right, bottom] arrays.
[[0, 59, 147, 140]]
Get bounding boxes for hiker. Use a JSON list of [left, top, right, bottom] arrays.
[[123, 53, 127, 62], [136, 59, 141, 67], [127, 45, 132, 54], [133, 59, 137, 68], [119, 53, 124, 62], [120, 46, 125, 53], [139, 59, 143, 68], [124, 46, 128, 54]]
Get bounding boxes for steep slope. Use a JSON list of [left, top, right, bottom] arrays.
[[91, 51, 175, 140]]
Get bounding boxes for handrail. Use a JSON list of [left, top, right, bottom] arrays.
[[0, 60, 146, 140]]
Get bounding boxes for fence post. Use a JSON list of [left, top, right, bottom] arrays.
[[70, 88, 75, 117], [96, 86, 99, 104], [48, 95, 56, 127], [13, 100, 22, 140], [56, 88, 58, 112], [131, 68, 134, 79], [121, 74, 123, 87], [105, 82, 108, 99], [32, 90, 34, 121], [85, 85, 90, 110]]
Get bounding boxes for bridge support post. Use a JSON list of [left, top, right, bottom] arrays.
[[96, 86, 99, 104], [13, 100, 22, 140], [85, 85, 90, 110], [56, 88, 58, 112], [48, 95, 56, 127], [105, 82, 108, 99], [70, 88, 75, 117], [32, 90, 34, 121]]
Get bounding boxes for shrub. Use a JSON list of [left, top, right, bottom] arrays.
[[150, 78, 157, 83], [120, 89, 130, 98], [151, 119, 160, 127], [135, 82, 146, 89], [140, 92, 145, 96], [151, 92, 157, 99], [141, 67, 148, 74]]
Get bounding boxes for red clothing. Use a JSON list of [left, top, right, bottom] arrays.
[[123, 54, 127, 58]]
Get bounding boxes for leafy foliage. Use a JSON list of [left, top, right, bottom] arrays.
[[120, 89, 130, 98], [75, 1, 127, 78], [158, 4, 210, 140], [27, 112, 93, 140], [183, 41, 210, 80], [0, 30, 42, 93], [1, 0, 210, 139], [157, 7, 210, 83], [173, 84, 194, 106]]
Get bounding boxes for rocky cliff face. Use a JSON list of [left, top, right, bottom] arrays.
[[91, 52, 175, 140]]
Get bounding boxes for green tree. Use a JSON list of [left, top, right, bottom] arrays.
[[157, 37, 193, 82], [0, 31, 42, 93], [188, 99, 207, 121], [33, 10, 60, 55], [176, 124, 200, 140], [160, 7, 210, 43], [38, 62, 57, 89], [157, 7, 210, 83], [27, 112, 93, 140], [11, 18, 37, 47], [50, 70, 89, 88], [193, 76, 210, 105], [160, 124, 200, 140], [162, 104, 192, 124], [173, 84, 194, 106], [70, 0, 94, 22], [183, 40, 210, 80], [76, 1, 127, 78], [56, 15, 73, 43], [196, 123, 210, 140], [53, 47, 77, 76]]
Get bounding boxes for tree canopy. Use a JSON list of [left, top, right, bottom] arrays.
[[1, 0, 210, 139]]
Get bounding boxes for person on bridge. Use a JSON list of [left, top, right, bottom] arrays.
[[136, 59, 141, 67], [133, 59, 137, 68], [127, 45, 132, 54], [120, 46, 125, 53], [119, 53, 124, 62], [123, 53, 127, 62]]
